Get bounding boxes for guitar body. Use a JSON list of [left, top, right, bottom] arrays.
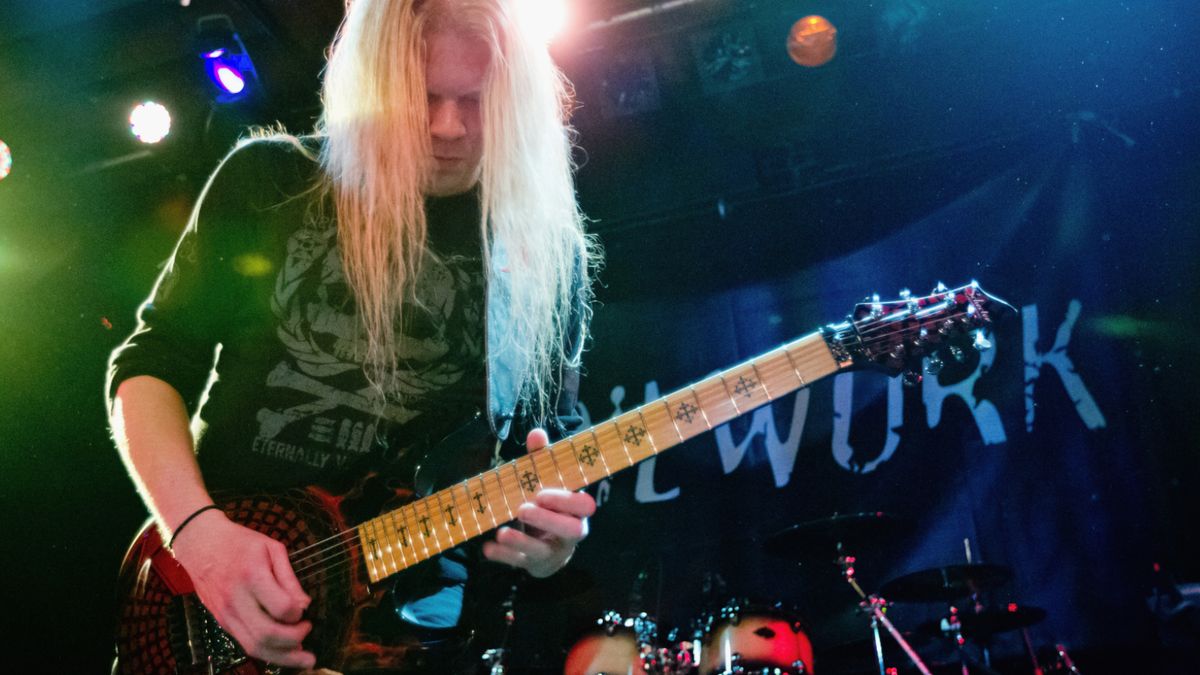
[[113, 480, 447, 675]]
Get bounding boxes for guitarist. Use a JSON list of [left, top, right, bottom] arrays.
[[107, 0, 599, 671]]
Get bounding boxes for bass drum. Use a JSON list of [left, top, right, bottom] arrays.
[[699, 602, 814, 675], [564, 612, 656, 675]]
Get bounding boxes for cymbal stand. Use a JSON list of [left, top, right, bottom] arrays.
[[480, 583, 518, 675], [837, 548, 933, 675], [939, 604, 1001, 675]]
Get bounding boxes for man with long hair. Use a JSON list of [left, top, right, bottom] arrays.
[[108, 0, 599, 671]]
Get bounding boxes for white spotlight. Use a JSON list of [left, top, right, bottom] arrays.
[[129, 101, 172, 144], [516, 0, 570, 43]]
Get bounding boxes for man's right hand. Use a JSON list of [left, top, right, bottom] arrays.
[[170, 508, 316, 670]]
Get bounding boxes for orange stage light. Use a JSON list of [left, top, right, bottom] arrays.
[[787, 15, 837, 68]]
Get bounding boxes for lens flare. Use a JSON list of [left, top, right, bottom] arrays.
[[0, 140, 12, 181], [129, 102, 172, 144]]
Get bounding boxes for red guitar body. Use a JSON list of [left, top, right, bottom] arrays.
[[113, 484, 426, 674]]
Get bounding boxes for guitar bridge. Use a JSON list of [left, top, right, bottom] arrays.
[[169, 594, 250, 672]]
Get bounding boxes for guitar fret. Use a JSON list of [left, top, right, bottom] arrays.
[[594, 423, 630, 471], [512, 457, 540, 498], [431, 489, 464, 547], [374, 516, 400, 574], [387, 509, 412, 567], [661, 400, 685, 443], [608, 421, 634, 466], [472, 475, 501, 526], [401, 503, 430, 562], [367, 514, 396, 571], [412, 498, 444, 554], [783, 344, 807, 386], [575, 430, 611, 481], [749, 362, 774, 401], [760, 349, 799, 397], [689, 386, 714, 430], [454, 481, 482, 538], [369, 515, 395, 575], [546, 443, 572, 489], [485, 469, 515, 520], [649, 403, 677, 450], [458, 480, 482, 534], [359, 522, 381, 580], [555, 442, 588, 489], [718, 374, 743, 414], [532, 450, 561, 489], [694, 381, 734, 428], [635, 409, 659, 455]]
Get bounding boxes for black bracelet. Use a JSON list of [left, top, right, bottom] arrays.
[[168, 504, 222, 549]]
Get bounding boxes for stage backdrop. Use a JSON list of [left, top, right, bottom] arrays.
[[493, 101, 1199, 672]]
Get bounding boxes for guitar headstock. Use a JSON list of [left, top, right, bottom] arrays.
[[821, 281, 1015, 381]]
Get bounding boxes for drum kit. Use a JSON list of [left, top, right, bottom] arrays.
[[509, 513, 1082, 675]]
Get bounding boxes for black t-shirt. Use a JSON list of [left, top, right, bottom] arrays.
[[108, 137, 488, 491]]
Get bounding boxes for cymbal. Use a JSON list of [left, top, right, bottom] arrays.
[[763, 512, 912, 560], [879, 564, 1012, 602], [920, 604, 1047, 639]]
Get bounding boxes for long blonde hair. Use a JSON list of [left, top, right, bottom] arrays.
[[316, 0, 597, 420]]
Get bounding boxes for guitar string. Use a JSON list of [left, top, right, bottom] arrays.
[[285, 298, 981, 565], [288, 347, 837, 583], [286, 444, 554, 571], [286, 302, 978, 568], [285, 303, 988, 578], [286, 345, 833, 571], [286, 312, 982, 582], [854, 312, 974, 353], [856, 308, 974, 343], [288, 331, 968, 582]]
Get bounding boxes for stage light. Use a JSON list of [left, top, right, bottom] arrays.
[[213, 64, 246, 95], [516, 0, 570, 43], [129, 102, 172, 144], [787, 15, 837, 67], [0, 139, 11, 181], [196, 14, 259, 102]]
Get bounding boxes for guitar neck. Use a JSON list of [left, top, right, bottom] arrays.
[[354, 331, 844, 584]]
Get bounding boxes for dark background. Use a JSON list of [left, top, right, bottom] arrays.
[[1, 0, 1198, 672]]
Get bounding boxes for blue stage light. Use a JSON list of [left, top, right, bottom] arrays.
[[196, 15, 258, 102]]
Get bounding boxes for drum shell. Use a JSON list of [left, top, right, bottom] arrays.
[[700, 613, 814, 674], [564, 628, 650, 675]]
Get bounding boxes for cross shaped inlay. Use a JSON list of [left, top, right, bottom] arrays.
[[734, 375, 758, 398], [624, 425, 647, 446], [520, 471, 540, 493], [676, 401, 699, 424], [578, 444, 600, 466]]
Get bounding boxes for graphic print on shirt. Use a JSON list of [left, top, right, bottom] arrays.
[[252, 215, 484, 471]]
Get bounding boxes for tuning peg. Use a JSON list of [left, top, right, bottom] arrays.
[[899, 288, 912, 300], [972, 330, 992, 351], [950, 345, 965, 363], [925, 354, 945, 375], [870, 293, 883, 318], [934, 281, 948, 293], [902, 370, 923, 388]]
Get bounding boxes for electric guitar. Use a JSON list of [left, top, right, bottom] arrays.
[[113, 282, 1011, 674]]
